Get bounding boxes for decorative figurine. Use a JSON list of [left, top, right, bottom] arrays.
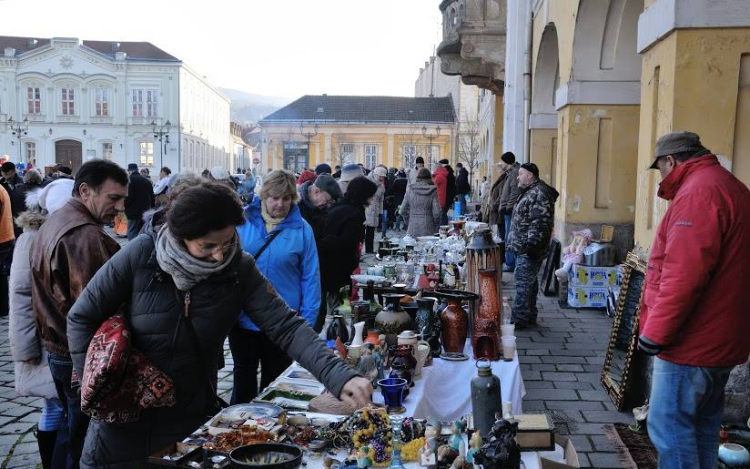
[[357, 446, 373, 469], [466, 431, 482, 467], [473, 419, 521, 469], [420, 421, 440, 467], [448, 421, 466, 457]]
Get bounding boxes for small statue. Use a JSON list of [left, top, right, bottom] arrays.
[[466, 430, 482, 467], [371, 344, 386, 382], [448, 420, 466, 457], [357, 445, 373, 469], [420, 421, 440, 467], [473, 419, 521, 469], [450, 456, 469, 469]]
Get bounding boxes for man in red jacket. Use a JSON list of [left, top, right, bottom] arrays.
[[639, 131, 750, 469]]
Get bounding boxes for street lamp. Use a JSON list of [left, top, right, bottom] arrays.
[[299, 122, 318, 171], [422, 125, 442, 168], [8, 117, 29, 162], [151, 120, 171, 169]]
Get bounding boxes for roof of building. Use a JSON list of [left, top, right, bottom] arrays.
[[0, 36, 179, 61], [261, 95, 456, 124]]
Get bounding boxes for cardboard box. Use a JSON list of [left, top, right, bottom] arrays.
[[569, 265, 621, 288], [515, 414, 555, 451], [540, 436, 580, 469], [567, 285, 609, 308]]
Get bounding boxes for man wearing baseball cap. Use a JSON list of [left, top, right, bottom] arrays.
[[638, 131, 750, 468], [505, 162, 558, 329]]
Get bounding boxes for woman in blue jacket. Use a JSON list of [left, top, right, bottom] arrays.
[[232, 169, 321, 403]]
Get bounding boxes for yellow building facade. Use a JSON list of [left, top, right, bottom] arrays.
[[258, 96, 456, 174]]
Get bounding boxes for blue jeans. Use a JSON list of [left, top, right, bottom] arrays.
[[648, 357, 733, 469], [381, 209, 389, 234], [504, 213, 515, 268], [49, 353, 90, 469]]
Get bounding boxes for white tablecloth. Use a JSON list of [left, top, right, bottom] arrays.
[[373, 342, 525, 420]]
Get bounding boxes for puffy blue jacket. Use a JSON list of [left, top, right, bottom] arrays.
[[236, 198, 320, 331]]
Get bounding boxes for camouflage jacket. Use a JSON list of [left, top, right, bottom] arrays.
[[506, 180, 559, 259]]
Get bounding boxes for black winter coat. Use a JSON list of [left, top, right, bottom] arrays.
[[67, 233, 357, 469], [124, 173, 155, 219], [445, 166, 458, 204], [318, 201, 365, 293], [391, 177, 408, 208], [456, 168, 471, 195]]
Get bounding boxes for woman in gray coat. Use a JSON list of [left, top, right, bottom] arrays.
[[401, 168, 441, 238], [67, 182, 372, 469], [9, 177, 72, 468]]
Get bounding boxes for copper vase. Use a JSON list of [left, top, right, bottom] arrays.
[[472, 269, 502, 360], [440, 297, 468, 353]]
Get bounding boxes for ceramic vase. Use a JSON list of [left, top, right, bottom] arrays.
[[351, 321, 366, 347], [472, 269, 502, 361], [415, 297, 441, 357], [375, 293, 412, 347], [413, 341, 431, 378], [326, 314, 349, 344], [440, 296, 468, 354]]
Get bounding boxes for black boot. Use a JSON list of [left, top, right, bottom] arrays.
[[36, 429, 58, 469]]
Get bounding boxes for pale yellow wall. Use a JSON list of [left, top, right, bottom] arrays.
[[530, 128, 557, 185], [556, 105, 639, 224], [532, 0, 579, 85], [634, 28, 750, 249], [261, 123, 454, 171]]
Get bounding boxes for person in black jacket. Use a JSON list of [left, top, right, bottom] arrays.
[[455, 163, 471, 217], [66, 182, 372, 468], [317, 176, 377, 328], [124, 163, 155, 240], [391, 170, 408, 230]]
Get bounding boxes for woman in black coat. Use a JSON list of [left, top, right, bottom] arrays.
[[67, 182, 372, 469], [318, 176, 377, 294]]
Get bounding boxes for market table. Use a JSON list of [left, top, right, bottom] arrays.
[[371, 342, 525, 420]]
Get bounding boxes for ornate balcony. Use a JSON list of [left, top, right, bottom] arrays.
[[437, 0, 506, 94]]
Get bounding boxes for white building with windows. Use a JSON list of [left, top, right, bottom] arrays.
[[0, 36, 230, 175]]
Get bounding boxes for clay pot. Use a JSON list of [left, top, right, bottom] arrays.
[[440, 295, 468, 354], [375, 293, 412, 347]]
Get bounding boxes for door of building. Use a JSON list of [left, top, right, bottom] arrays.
[[55, 140, 83, 173]]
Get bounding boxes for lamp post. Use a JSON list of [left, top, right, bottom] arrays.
[[422, 124, 442, 168], [8, 117, 29, 162], [299, 122, 318, 171], [151, 120, 171, 169]]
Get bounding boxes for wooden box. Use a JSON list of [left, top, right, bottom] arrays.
[[514, 413, 555, 451]]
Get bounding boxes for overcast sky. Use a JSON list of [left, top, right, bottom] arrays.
[[0, 0, 442, 100]]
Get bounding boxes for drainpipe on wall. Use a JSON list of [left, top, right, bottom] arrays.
[[523, 4, 533, 165]]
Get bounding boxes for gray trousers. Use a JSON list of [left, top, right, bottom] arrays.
[[512, 254, 543, 325]]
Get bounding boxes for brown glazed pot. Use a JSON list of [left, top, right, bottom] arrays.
[[440, 297, 469, 353], [473, 269, 502, 360]]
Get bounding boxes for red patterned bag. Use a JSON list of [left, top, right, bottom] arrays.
[[81, 315, 176, 424]]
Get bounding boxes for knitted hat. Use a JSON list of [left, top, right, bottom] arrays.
[[415, 156, 425, 165], [340, 163, 364, 182], [501, 152, 516, 164], [438, 159, 449, 165], [520, 162, 539, 178], [315, 163, 332, 175], [314, 173, 343, 201], [127, 163, 139, 172], [372, 167, 387, 178]]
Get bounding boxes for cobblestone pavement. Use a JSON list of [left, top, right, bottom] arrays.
[[0, 230, 630, 468]]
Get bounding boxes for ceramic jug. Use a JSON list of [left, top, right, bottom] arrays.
[[470, 360, 502, 441], [351, 321, 366, 347], [375, 293, 412, 347], [440, 294, 468, 354], [325, 314, 349, 344], [413, 341, 431, 378]]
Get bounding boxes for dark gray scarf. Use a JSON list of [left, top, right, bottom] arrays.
[[155, 225, 239, 291]]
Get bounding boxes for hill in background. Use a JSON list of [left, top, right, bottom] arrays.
[[220, 88, 292, 125]]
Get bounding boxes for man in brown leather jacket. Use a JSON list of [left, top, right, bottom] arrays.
[[31, 159, 128, 469]]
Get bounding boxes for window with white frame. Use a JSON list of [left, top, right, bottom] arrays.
[[365, 144, 377, 169], [27, 87, 41, 115], [25, 142, 36, 163], [102, 142, 113, 160], [340, 144, 354, 163], [132, 89, 144, 117], [146, 90, 158, 118], [140, 142, 154, 166], [61, 88, 75, 116], [95, 89, 110, 117]]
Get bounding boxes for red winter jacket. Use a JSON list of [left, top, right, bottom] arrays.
[[640, 154, 750, 367], [433, 166, 449, 208]]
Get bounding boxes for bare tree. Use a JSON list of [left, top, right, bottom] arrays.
[[400, 128, 424, 172], [330, 132, 352, 168], [457, 117, 481, 193]]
